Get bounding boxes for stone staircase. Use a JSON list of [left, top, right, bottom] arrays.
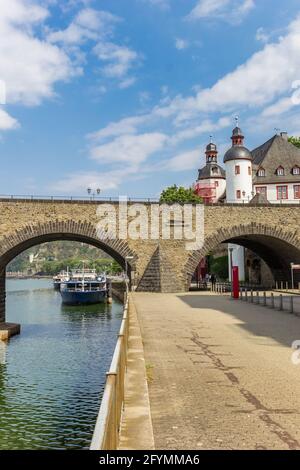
[[137, 247, 183, 293]]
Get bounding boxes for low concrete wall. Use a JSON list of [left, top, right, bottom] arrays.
[[90, 293, 154, 450], [111, 281, 126, 303], [118, 296, 155, 450]]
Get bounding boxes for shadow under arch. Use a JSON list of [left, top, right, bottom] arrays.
[[0, 220, 138, 273], [185, 222, 300, 289]]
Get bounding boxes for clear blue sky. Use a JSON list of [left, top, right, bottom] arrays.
[[1, 0, 300, 197]]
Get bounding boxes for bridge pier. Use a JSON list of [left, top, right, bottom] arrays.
[[0, 269, 20, 340]]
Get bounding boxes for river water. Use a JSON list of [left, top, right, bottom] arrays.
[[0, 279, 123, 450]]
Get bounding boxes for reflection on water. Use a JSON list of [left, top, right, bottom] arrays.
[[0, 279, 123, 450]]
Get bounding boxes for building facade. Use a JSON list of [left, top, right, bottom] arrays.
[[194, 125, 300, 283], [194, 140, 226, 203]]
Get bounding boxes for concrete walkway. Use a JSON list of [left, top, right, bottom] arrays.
[[132, 292, 300, 450]]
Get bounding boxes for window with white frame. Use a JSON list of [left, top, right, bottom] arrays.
[[276, 166, 284, 176], [277, 185, 288, 200], [257, 168, 265, 177], [294, 185, 300, 199], [292, 166, 300, 175]]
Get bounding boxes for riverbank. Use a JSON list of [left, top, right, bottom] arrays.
[[6, 274, 53, 279]]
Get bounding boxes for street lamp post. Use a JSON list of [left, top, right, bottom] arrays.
[[87, 187, 101, 199], [291, 262, 294, 290]]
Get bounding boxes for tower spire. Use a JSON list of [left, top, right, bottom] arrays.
[[231, 117, 244, 147], [205, 137, 218, 163]]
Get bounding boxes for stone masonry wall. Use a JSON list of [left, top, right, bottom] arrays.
[[0, 200, 300, 322]]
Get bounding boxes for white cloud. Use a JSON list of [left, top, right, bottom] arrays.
[[139, 91, 151, 105], [49, 6, 139, 89], [0, 109, 19, 130], [166, 149, 200, 171], [0, 0, 48, 26], [56, 7, 300, 194], [94, 42, 139, 79], [256, 27, 269, 43], [88, 116, 148, 142], [188, 0, 230, 18], [261, 98, 294, 118], [51, 167, 135, 193], [151, 14, 300, 124], [171, 117, 231, 145], [0, 0, 81, 107], [187, 0, 255, 23], [175, 38, 189, 50], [90, 132, 168, 165], [119, 77, 137, 89], [47, 8, 119, 45]]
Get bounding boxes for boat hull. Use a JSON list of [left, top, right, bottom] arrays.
[[60, 289, 106, 305]]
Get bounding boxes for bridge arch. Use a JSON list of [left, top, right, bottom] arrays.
[[184, 222, 300, 289], [0, 220, 138, 322]]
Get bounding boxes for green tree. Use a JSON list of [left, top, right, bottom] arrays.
[[160, 185, 203, 204], [210, 255, 229, 281], [288, 136, 300, 149]]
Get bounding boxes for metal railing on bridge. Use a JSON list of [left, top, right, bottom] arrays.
[[0, 194, 159, 203], [1, 194, 300, 206], [90, 289, 129, 450]]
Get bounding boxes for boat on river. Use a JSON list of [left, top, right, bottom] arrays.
[[53, 270, 70, 290], [59, 269, 108, 305]]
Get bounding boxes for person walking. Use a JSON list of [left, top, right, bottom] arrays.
[[210, 273, 217, 290]]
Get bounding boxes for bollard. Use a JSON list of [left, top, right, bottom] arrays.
[[298, 282, 300, 293], [256, 291, 259, 304], [245, 289, 248, 301], [263, 291, 266, 306], [275, 281, 278, 290], [290, 296, 294, 314], [271, 293, 274, 309], [286, 281, 289, 291], [240, 288, 243, 300], [250, 290, 253, 303], [279, 294, 283, 311]]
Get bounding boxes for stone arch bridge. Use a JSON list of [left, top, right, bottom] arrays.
[[0, 197, 300, 323]]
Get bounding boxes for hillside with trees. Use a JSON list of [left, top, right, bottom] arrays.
[[7, 241, 122, 276]]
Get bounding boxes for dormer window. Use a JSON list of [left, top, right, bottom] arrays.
[[276, 166, 284, 176], [257, 168, 265, 177], [292, 166, 300, 175], [212, 167, 218, 174]]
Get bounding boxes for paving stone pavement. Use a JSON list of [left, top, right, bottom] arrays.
[[132, 292, 300, 450]]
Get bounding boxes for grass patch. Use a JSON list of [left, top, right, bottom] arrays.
[[145, 363, 154, 384]]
